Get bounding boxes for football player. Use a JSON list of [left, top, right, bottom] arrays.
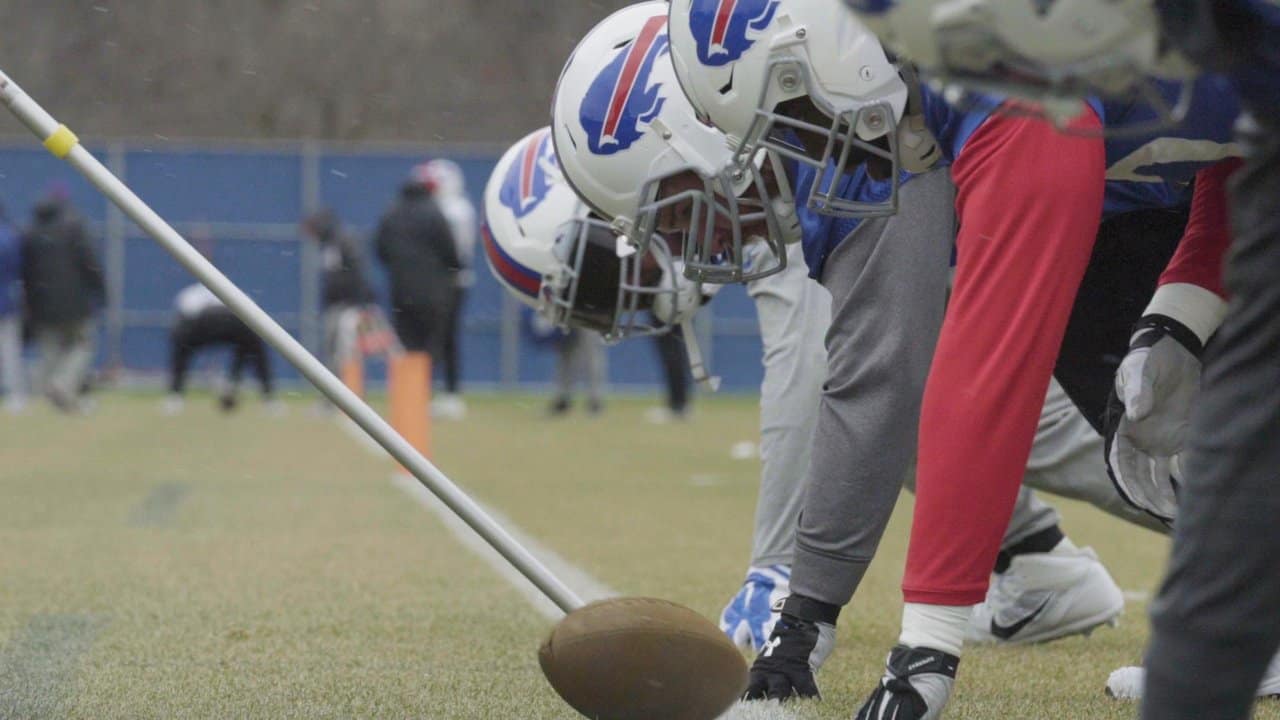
[[843, 2, 1280, 717], [479, 128, 698, 340], [663, 1, 1244, 717], [481, 124, 831, 653], [551, 2, 1172, 693]]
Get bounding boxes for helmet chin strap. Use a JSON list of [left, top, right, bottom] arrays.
[[651, 270, 702, 326], [766, 150, 804, 246], [681, 319, 721, 392], [896, 63, 943, 174]]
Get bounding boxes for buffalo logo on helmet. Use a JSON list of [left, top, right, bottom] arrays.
[[499, 129, 557, 219], [689, 0, 779, 67], [580, 14, 671, 156]]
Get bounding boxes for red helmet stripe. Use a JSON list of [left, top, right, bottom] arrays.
[[482, 223, 540, 298], [711, 0, 739, 47], [519, 130, 547, 206], [601, 15, 668, 140]]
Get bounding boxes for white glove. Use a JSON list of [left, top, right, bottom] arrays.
[[1115, 319, 1202, 457], [719, 565, 790, 652], [1107, 442, 1183, 525], [1107, 315, 1203, 524]]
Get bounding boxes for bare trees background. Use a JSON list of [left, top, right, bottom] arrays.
[[0, 1, 636, 144]]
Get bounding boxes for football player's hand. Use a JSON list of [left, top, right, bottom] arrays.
[[1106, 315, 1202, 524], [855, 645, 959, 720], [742, 611, 835, 701], [1115, 316, 1202, 457], [720, 565, 790, 652], [1106, 441, 1182, 525]]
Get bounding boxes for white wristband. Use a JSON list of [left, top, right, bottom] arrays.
[[1144, 283, 1228, 346]]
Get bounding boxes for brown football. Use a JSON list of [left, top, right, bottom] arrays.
[[539, 597, 748, 720]]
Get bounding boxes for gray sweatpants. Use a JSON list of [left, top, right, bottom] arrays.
[[1142, 114, 1280, 720], [321, 305, 362, 372], [787, 169, 955, 605], [746, 243, 832, 566]]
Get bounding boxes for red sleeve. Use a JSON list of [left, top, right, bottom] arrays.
[[1158, 158, 1242, 298], [902, 110, 1106, 606]]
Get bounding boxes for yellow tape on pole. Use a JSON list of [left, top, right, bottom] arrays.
[[43, 124, 78, 158]]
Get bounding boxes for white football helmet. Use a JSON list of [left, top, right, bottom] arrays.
[[846, 0, 1195, 129], [667, 0, 940, 218], [551, 1, 791, 284], [418, 158, 466, 197], [482, 128, 698, 341]]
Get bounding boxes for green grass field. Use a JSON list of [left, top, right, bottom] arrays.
[[1, 392, 1276, 719]]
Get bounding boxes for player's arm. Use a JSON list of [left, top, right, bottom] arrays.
[[1108, 157, 1241, 523], [1147, 157, 1239, 329]]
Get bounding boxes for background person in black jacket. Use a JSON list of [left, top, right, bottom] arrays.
[[302, 209, 375, 377], [20, 189, 104, 413], [373, 171, 459, 361]]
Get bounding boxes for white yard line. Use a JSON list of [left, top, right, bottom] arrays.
[[719, 701, 803, 720], [336, 414, 618, 618], [390, 473, 617, 620]]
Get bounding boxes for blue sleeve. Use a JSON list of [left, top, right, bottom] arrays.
[[918, 85, 1001, 162], [794, 163, 876, 280]]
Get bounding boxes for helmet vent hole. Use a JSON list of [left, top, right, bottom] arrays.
[[718, 67, 735, 96], [560, 124, 578, 151]]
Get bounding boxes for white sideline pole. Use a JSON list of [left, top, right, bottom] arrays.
[[0, 69, 585, 615]]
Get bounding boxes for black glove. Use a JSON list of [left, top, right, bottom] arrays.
[[855, 645, 960, 720], [742, 596, 837, 701]]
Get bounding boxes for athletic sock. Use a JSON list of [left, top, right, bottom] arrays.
[[994, 524, 1066, 573], [900, 602, 970, 657]]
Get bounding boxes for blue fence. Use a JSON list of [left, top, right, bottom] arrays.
[[0, 140, 765, 392]]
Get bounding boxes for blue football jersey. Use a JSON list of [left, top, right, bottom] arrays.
[[795, 77, 1241, 276], [1101, 75, 1241, 215], [794, 163, 872, 280]]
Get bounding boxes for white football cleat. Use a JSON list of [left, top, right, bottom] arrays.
[[968, 541, 1124, 645], [1105, 665, 1145, 700], [1108, 649, 1280, 699]]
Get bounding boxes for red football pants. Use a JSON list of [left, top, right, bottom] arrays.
[[902, 109, 1105, 605]]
